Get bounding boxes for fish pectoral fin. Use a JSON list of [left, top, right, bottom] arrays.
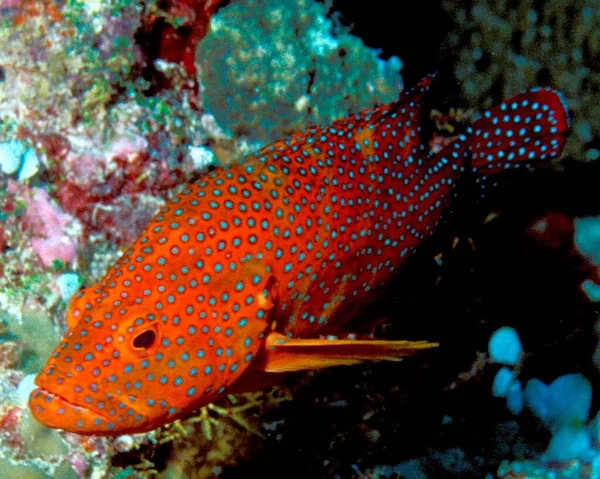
[[65, 285, 90, 330], [258, 332, 439, 373]]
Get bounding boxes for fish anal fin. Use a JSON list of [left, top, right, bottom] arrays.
[[257, 332, 438, 373]]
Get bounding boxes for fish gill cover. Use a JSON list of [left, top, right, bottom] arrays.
[[0, 0, 597, 478]]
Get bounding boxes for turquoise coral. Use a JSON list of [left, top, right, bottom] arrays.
[[489, 326, 600, 478], [195, 0, 403, 144]]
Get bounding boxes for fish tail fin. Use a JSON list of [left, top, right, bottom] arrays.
[[257, 333, 438, 373], [466, 88, 570, 178], [424, 88, 570, 202]]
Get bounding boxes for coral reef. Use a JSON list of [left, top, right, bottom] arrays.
[[491, 330, 600, 478], [0, 0, 237, 476], [0, 0, 232, 246], [0, 0, 141, 134]]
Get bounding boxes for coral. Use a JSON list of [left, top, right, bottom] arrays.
[[0, 179, 77, 322], [0, 141, 41, 181], [138, 0, 226, 77], [0, 0, 142, 134], [4, 308, 61, 374], [44, 132, 175, 245], [195, 0, 403, 144], [55, 273, 83, 302], [488, 326, 523, 366], [23, 188, 81, 268], [0, 9, 223, 246], [0, 342, 22, 371], [0, 0, 247, 249], [488, 326, 600, 478], [442, 0, 600, 161]]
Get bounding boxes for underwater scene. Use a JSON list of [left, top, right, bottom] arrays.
[[0, 0, 599, 477]]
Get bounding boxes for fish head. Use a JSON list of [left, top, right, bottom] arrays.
[[29, 252, 279, 435]]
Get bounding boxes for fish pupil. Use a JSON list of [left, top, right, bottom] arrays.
[[133, 329, 156, 349]]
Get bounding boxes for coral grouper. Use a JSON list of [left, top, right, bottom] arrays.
[[29, 74, 569, 435]]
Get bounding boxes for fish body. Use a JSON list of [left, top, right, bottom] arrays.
[[29, 74, 569, 435]]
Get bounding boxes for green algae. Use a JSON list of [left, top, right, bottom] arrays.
[[9, 310, 61, 374], [0, 463, 50, 479], [0, 457, 79, 479], [18, 412, 69, 458], [0, 412, 78, 479], [0, 308, 60, 374]]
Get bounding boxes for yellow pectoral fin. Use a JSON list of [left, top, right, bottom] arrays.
[[258, 332, 439, 373]]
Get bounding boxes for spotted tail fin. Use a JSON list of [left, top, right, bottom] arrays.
[[417, 87, 570, 209], [467, 88, 570, 178]]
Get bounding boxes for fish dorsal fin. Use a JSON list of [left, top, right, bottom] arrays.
[[256, 332, 438, 373], [365, 72, 438, 131], [396, 71, 438, 106], [351, 73, 438, 170]]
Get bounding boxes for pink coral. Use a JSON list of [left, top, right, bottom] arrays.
[[23, 187, 80, 267], [39, 132, 188, 245]]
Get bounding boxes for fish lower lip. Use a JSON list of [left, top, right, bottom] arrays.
[[37, 387, 112, 418], [29, 387, 126, 435]]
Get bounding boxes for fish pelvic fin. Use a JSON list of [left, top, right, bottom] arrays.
[[255, 332, 438, 373]]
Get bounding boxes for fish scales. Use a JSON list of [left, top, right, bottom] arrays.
[[29, 74, 570, 435]]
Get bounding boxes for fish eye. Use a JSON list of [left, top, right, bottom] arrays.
[[133, 329, 156, 349]]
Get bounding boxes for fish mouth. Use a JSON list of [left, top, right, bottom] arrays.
[[29, 386, 147, 435]]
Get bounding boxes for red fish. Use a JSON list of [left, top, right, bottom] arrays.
[[29, 74, 569, 435]]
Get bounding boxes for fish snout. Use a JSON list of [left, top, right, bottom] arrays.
[[28, 386, 149, 435]]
